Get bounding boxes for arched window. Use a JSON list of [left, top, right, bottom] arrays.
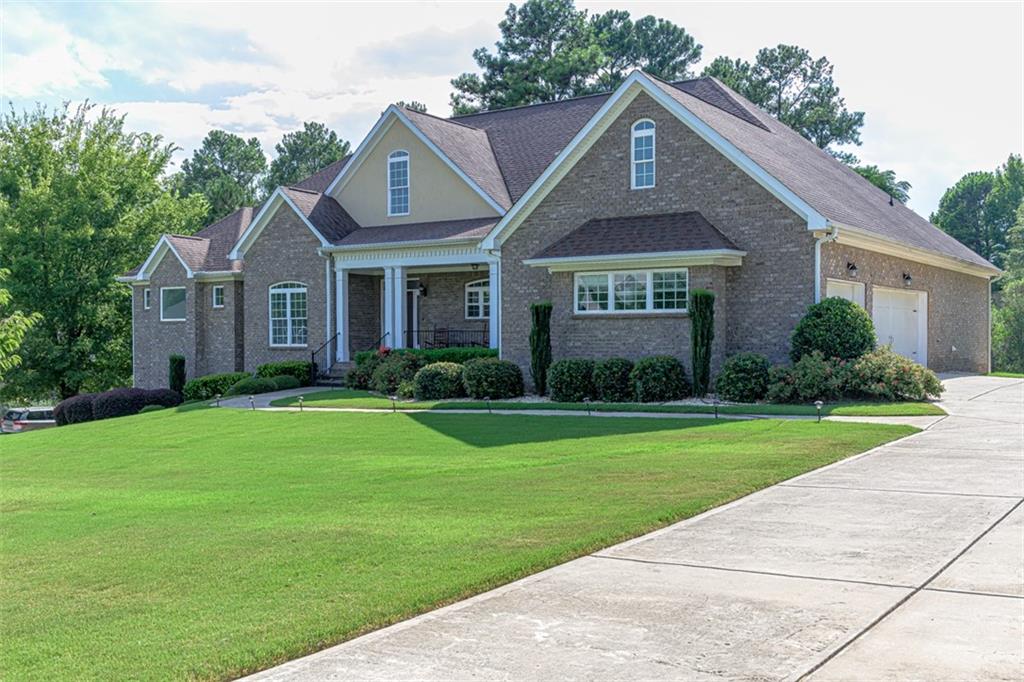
[[388, 150, 410, 216], [269, 282, 308, 346], [465, 278, 490, 319], [631, 119, 655, 189]]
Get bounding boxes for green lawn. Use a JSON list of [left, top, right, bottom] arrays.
[[990, 371, 1024, 378], [273, 388, 945, 416], [1, 406, 914, 680]]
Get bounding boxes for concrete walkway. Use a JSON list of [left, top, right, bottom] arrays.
[[248, 374, 1023, 681]]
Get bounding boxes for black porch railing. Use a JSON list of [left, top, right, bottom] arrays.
[[410, 328, 489, 349], [310, 332, 339, 383]]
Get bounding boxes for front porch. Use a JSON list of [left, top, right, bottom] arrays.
[[329, 246, 500, 364]]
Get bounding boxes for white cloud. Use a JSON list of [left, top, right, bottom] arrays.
[[4, 1, 1020, 217]]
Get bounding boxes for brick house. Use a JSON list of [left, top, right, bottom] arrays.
[[122, 71, 999, 390]]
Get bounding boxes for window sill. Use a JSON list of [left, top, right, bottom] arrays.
[[269, 344, 308, 349], [160, 318, 186, 323], [572, 311, 688, 320]]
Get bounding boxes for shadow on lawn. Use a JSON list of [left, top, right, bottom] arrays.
[[404, 411, 743, 448]]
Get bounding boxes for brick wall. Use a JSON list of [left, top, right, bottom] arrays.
[[417, 271, 490, 341], [132, 256, 194, 388], [500, 92, 814, 389], [821, 242, 991, 372], [242, 210, 327, 371], [348, 273, 381, 355]]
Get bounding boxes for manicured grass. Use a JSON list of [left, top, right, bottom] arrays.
[[274, 389, 945, 416], [1, 406, 914, 680], [990, 371, 1024, 378]]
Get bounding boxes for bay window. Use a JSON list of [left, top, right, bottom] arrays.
[[574, 269, 688, 314]]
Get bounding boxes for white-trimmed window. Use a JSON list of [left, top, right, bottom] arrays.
[[160, 287, 186, 322], [143, 288, 151, 310], [212, 285, 225, 308], [387, 150, 410, 216], [465, 279, 490, 319], [269, 282, 308, 346], [631, 119, 655, 189], [574, 269, 688, 314]]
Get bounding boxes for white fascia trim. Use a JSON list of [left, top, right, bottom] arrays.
[[325, 105, 507, 215], [135, 235, 195, 280], [480, 71, 827, 249], [322, 236, 482, 253], [828, 221, 1001, 279], [193, 271, 243, 282], [523, 249, 746, 272], [228, 189, 330, 260]]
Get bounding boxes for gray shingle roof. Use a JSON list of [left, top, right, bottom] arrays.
[[530, 212, 739, 261], [280, 186, 360, 244], [292, 156, 351, 193], [335, 217, 498, 248]]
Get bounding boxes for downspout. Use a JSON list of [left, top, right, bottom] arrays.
[[813, 224, 839, 303], [485, 247, 502, 356]]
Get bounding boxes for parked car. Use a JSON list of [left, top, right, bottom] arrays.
[[1, 407, 56, 434]]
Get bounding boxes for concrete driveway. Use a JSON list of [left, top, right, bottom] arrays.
[[249, 375, 1023, 681]]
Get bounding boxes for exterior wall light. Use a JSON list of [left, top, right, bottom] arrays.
[[902, 272, 913, 287], [846, 261, 858, 277]]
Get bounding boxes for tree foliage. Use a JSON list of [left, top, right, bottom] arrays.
[[993, 203, 1024, 372], [177, 130, 266, 223], [396, 101, 428, 113], [930, 155, 1023, 269], [0, 269, 39, 380], [853, 164, 912, 203], [702, 45, 864, 159], [262, 122, 350, 197], [450, 0, 701, 114], [0, 104, 208, 400]]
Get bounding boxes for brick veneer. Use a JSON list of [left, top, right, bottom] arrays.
[[500, 92, 814, 389], [132, 256, 194, 388], [821, 242, 990, 372]]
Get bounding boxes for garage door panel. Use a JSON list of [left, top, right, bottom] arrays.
[[873, 288, 926, 364]]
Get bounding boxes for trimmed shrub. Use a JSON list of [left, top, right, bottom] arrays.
[[547, 359, 595, 402], [847, 346, 944, 401], [462, 358, 524, 399], [716, 353, 771, 403], [767, 352, 847, 403], [183, 372, 250, 401], [143, 388, 184, 408], [397, 380, 416, 400], [226, 376, 278, 396], [139, 404, 166, 414], [690, 289, 716, 397], [791, 297, 875, 362], [371, 353, 426, 396], [631, 356, 690, 402], [169, 355, 186, 394], [255, 360, 313, 386], [593, 358, 634, 402], [54, 393, 97, 426], [270, 375, 301, 391], [413, 362, 465, 400], [353, 347, 496, 367], [92, 388, 181, 420], [529, 302, 553, 395]]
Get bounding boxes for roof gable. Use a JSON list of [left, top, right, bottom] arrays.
[[228, 187, 338, 259]]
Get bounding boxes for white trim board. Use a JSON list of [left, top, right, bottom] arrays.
[[523, 249, 745, 272], [480, 70, 828, 250], [325, 105, 507, 215], [228, 189, 331, 260], [135, 235, 195, 280]]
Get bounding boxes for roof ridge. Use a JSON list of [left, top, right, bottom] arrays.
[[283, 185, 322, 195], [167, 233, 209, 241], [449, 89, 613, 120], [403, 106, 482, 131]]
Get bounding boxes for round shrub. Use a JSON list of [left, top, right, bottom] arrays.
[[630, 356, 690, 402], [142, 388, 183, 408], [255, 360, 313, 386], [270, 375, 301, 391], [791, 297, 875, 362], [767, 352, 847, 403], [766, 365, 797, 403], [54, 393, 97, 426], [397, 380, 416, 400], [847, 347, 944, 401], [716, 353, 771, 403], [547, 359, 595, 402], [413, 362, 465, 400], [593, 358, 634, 402], [184, 372, 250, 401], [226, 376, 278, 396], [371, 353, 426, 396], [462, 358, 524, 399]]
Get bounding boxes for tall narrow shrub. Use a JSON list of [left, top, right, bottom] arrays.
[[529, 301, 553, 395], [168, 354, 186, 394], [690, 289, 715, 397]]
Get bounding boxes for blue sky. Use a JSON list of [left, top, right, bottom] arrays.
[[2, 1, 1021, 216]]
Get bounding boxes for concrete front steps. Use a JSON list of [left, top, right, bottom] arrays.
[[315, 361, 353, 387]]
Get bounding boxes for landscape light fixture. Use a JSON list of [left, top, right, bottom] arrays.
[[214, 393, 221, 407], [583, 397, 591, 415], [298, 396, 304, 412], [484, 396, 491, 414], [390, 395, 397, 413], [814, 400, 823, 423], [248, 395, 255, 411]]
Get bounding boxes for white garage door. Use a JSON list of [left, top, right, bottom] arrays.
[[873, 287, 927, 364], [826, 278, 865, 307]]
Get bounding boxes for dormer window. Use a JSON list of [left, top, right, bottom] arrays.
[[631, 120, 655, 189], [388, 150, 410, 216]]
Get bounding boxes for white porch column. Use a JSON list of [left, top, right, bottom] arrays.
[[383, 266, 395, 348], [335, 264, 349, 362], [488, 259, 501, 351], [392, 266, 407, 349]]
